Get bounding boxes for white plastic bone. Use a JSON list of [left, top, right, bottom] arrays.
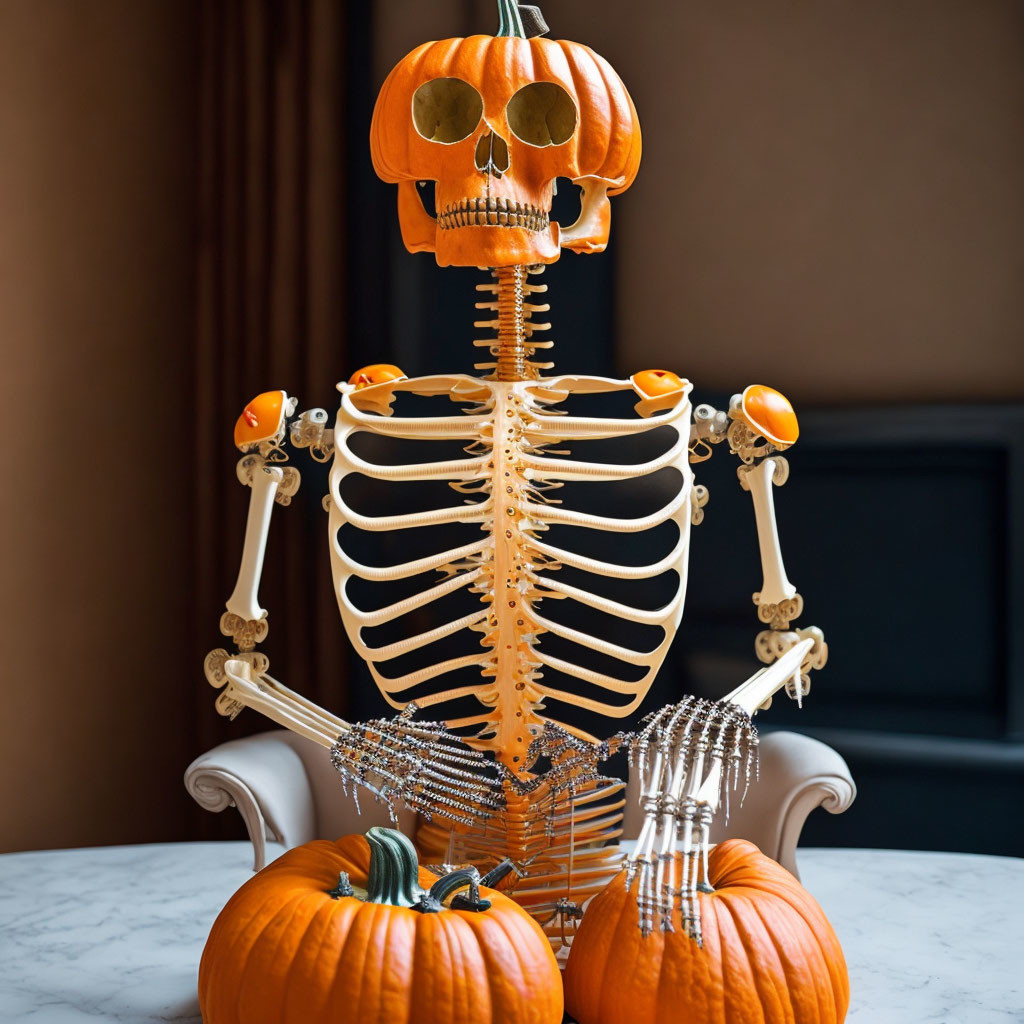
[[743, 457, 797, 608], [557, 177, 612, 253], [219, 657, 337, 747], [696, 637, 814, 808], [225, 464, 284, 623]]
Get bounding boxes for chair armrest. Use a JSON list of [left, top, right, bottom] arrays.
[[184, 731, 318, 871], [720, 730, 856, 878]]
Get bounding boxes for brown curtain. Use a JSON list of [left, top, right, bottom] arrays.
[[191, 0, 353, 826]]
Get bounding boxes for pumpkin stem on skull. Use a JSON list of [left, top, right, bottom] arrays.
[[497, 0, 526, 38]]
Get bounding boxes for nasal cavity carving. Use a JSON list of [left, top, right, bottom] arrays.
[[475, 131, 511, 177]]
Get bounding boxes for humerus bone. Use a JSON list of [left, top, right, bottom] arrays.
[[742, 457, 798, 612]]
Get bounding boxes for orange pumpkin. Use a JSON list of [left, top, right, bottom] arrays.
[[200, 827, 563, 1024], [563, 839, 849, 1024], [370, 0, 641, 267]]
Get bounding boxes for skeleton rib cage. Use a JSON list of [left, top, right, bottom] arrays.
[[328, 371, 695, 933]]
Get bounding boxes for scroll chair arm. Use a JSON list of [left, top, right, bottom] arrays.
[[184, 731, 317, 871], [624, 730, 855, 881], [714, 730, 856, 879]]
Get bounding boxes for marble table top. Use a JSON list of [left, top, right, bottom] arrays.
[[0, 842, 1021, 1023]]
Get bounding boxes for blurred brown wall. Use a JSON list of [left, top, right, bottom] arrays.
[[379, 0, 1024, 403], [601, 1, 1024, 402], [0, 0, 199, 851]]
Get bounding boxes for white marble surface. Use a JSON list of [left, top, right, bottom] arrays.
[[0, 842, 1021, 1023]]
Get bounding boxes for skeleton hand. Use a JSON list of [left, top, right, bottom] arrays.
[[331, 704, 504, 827], [496, 722, 625, 799], [622, 697, 757, 942], [621, 637, 811, 943]]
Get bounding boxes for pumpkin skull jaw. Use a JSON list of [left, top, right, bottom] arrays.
[[432, 164, 560, 266], [398, 172, 615, 268]]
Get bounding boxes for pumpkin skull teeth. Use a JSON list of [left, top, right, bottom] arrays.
[[437, 198, 551, 232]]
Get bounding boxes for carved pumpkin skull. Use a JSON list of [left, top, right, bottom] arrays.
[[370, 3, 641, 268]]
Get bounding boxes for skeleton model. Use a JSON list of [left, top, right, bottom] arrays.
[[204, 1, 827, 952]]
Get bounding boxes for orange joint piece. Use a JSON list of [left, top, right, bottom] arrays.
[[740, 385, 799, 446], [348, 363, 406, 390], [631, 369, 685, 400], [234, 390, 287, 450]]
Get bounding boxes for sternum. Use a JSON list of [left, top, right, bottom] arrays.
[[489, 383, 541, 771]]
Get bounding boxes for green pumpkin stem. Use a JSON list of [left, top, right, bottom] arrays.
[[430, 868, 492, 911], [496, 0, 526, 38], [480, 858, 517, 889], [364, 827, 428, 908]]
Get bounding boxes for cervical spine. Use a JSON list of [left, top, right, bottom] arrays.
[[474, 264, 553, 381]]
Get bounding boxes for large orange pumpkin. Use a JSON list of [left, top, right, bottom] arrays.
[[199, 827, 563, 1024], [370, 0, 641, 267], [563, 839, 849, 1024]]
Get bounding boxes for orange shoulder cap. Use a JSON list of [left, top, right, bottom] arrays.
[[631, 369, 687, 400], [234, 390, 289, 450], [739, 385, 799, 446], [348, 364, 406, 390]]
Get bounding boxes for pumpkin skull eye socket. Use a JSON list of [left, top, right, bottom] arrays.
[[505, 82, 577, 147], [412, 78, 483, 144]]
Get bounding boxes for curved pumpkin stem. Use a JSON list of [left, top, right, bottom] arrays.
[[496, 0, 526, 38], [430, 867, 492, 912], [364, 827, 428, 908]]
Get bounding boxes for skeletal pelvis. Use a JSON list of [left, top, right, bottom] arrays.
[[327, 363, 694, 941]]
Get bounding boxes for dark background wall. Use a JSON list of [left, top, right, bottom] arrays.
[[2, 0, 1022, 855]]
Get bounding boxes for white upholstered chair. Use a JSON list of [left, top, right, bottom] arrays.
[[185, 728, 855, 878]]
